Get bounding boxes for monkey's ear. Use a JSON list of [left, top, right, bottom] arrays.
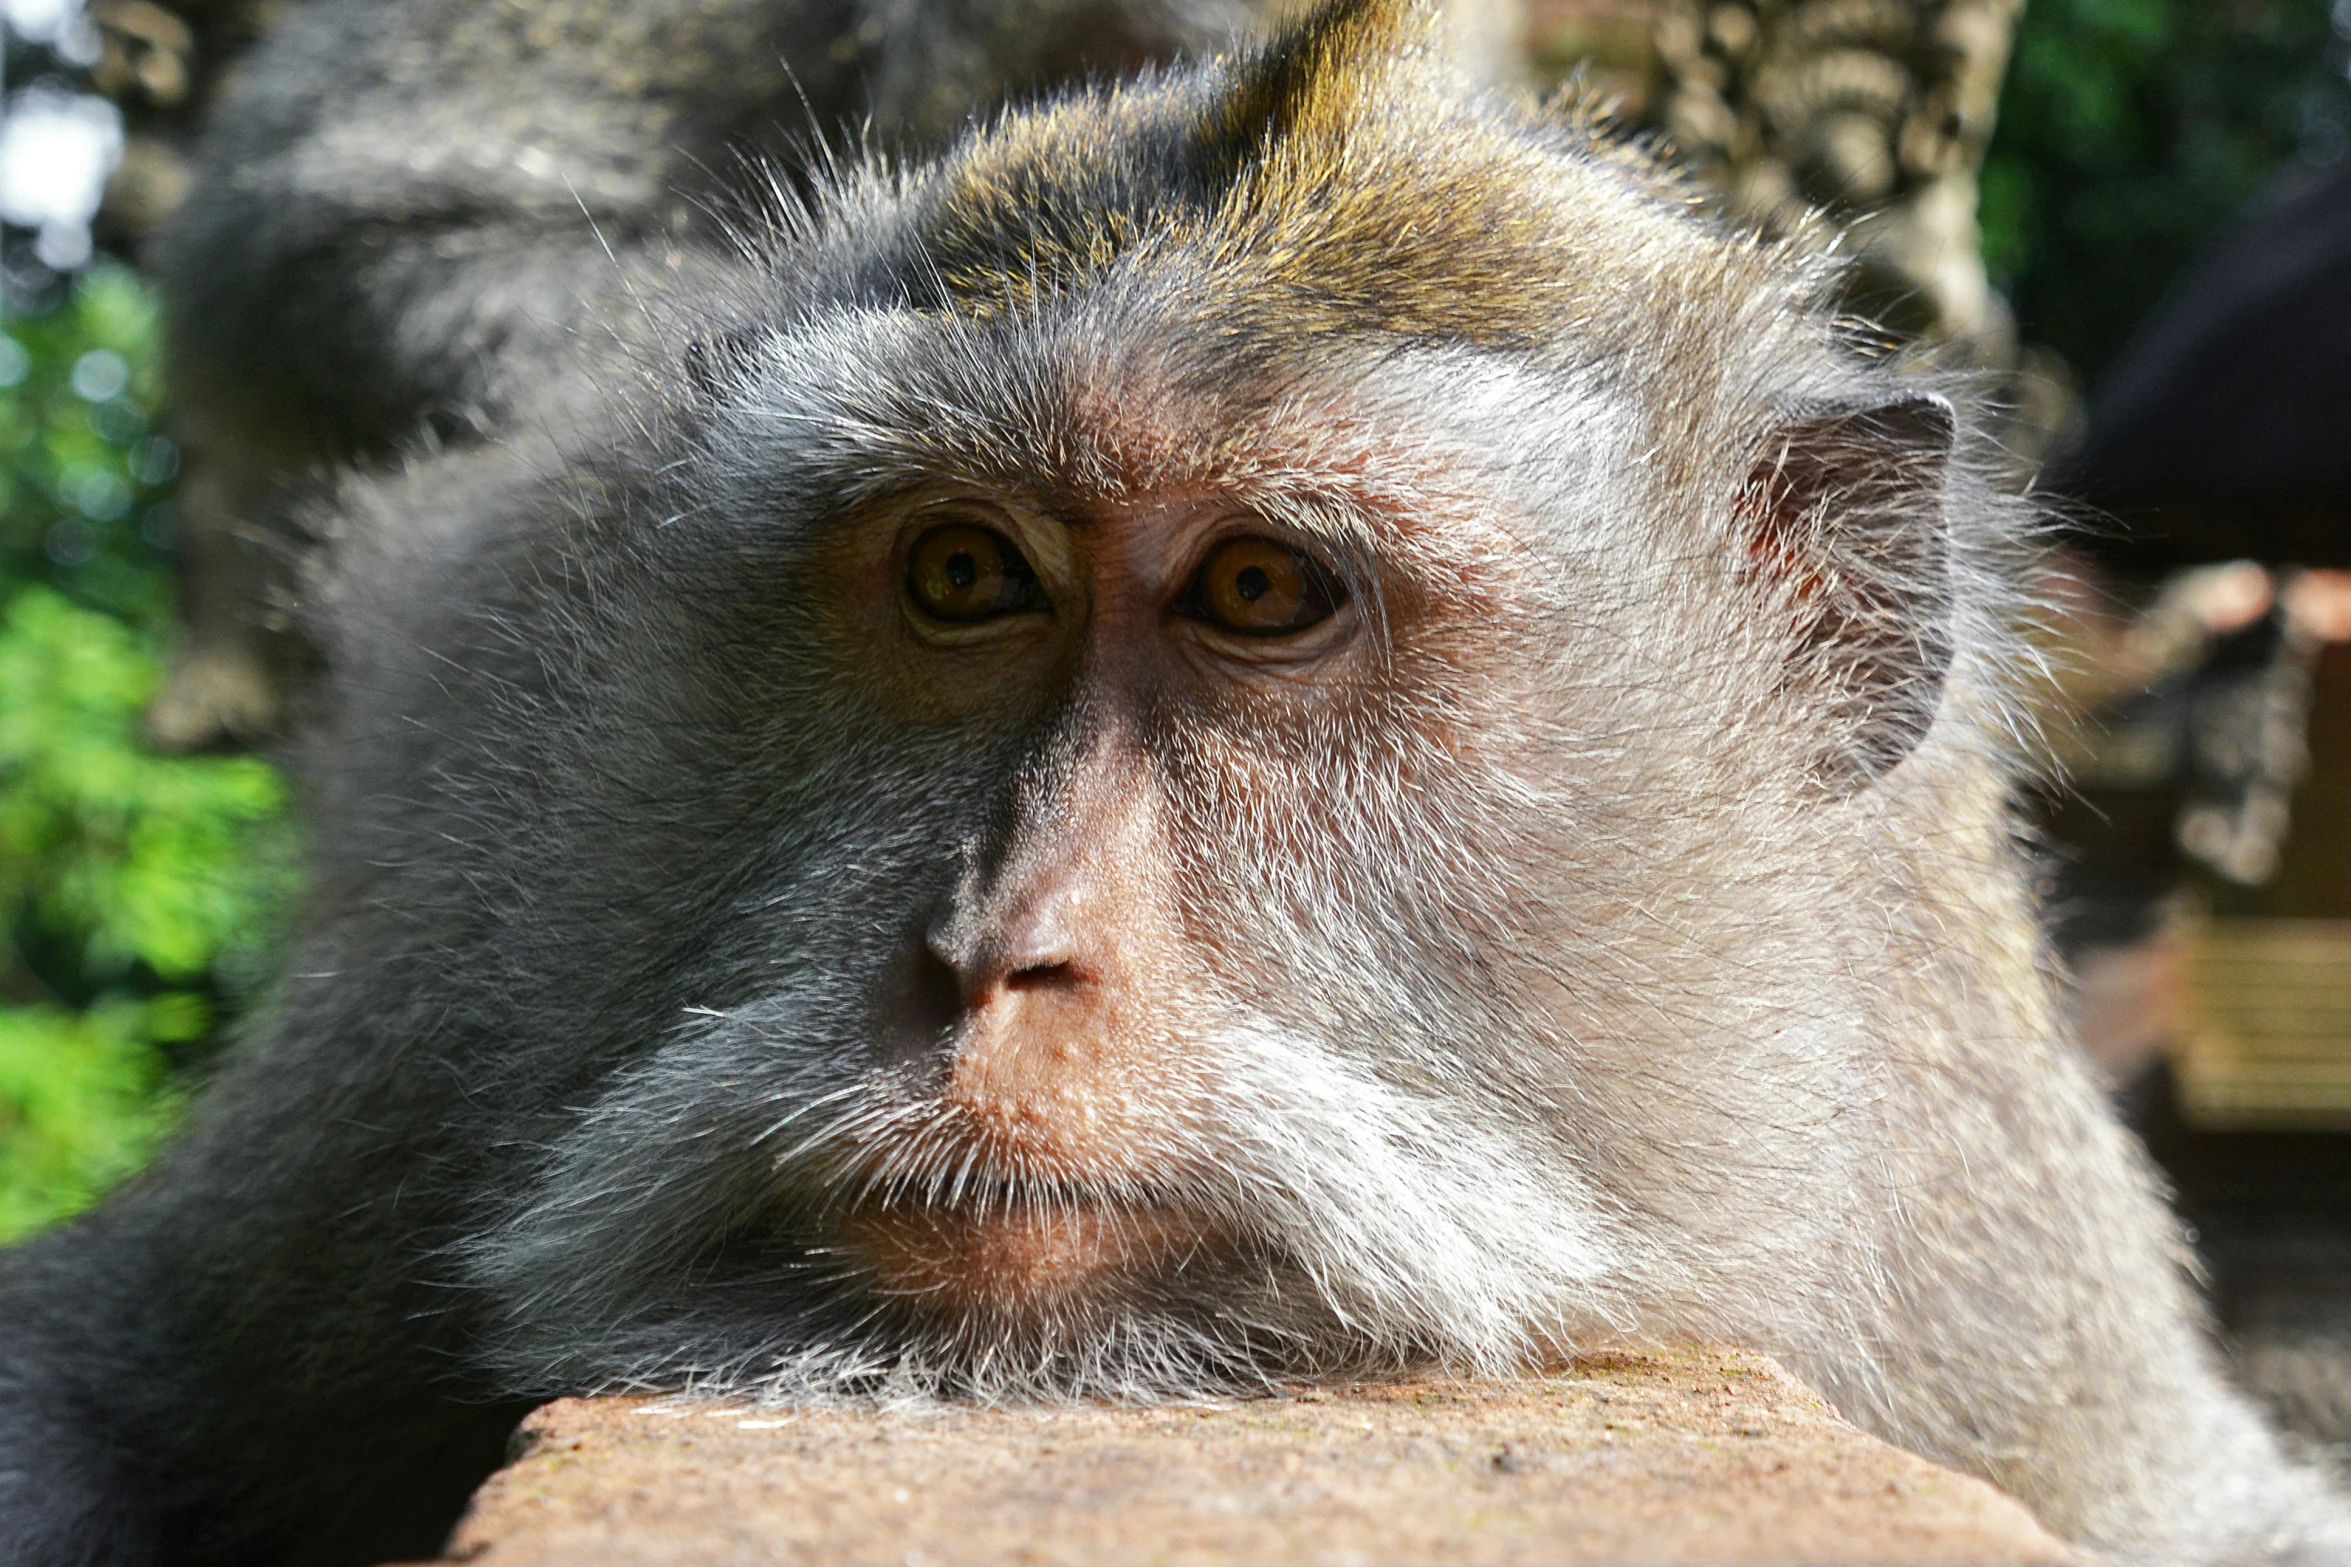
[[1737, 392, 1957, 788]]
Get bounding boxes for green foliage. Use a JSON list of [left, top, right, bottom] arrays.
[[0, 265, 181, 619], [1982, 0, 2351, 382], [0, 266, 295, 1244]]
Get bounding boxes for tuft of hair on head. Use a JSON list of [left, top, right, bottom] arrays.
[[1206, 0, 1441, 162]]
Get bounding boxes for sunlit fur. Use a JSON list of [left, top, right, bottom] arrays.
[[4, 3, 2347, 1566], [355, 7, 2348, 1561]]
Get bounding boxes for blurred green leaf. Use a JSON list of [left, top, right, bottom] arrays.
[[0, 1002, 182, 1244], [0, 267, 296, 1244]]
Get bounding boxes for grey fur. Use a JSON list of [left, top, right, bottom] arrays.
[[6, 4, 2347, 1566]]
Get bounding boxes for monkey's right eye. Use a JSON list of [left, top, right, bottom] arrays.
[[906, 523, 1048, 622]]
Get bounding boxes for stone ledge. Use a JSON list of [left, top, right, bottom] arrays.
[[428, 1348, 2089, 1566]]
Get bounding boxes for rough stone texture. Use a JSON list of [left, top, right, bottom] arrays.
[[426, 1348, 2092, 1566]]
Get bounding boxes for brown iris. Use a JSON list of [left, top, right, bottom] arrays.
[[906, 522, 1046, 622], [1185, 537, 1343, 636]]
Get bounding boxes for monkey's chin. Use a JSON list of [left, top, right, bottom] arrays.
[[833, 1198, 1221, 1313]]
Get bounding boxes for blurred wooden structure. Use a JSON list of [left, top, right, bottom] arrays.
[[2050, 154, 2351, 1128], [2177, 917, 2351, 1129], [2172, 636, 2351, 1129]]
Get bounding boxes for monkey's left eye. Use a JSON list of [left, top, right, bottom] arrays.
[[906, 522, 1048, 622], [1183, 537, 1345, 637]]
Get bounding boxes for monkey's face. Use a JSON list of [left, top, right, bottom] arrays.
[[466, 313, 1955, 1399], [467, 331, 1670, 1395], [461, 24, 1963, 1399]]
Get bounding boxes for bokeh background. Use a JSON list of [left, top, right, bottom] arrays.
[[2, 0, 2350, 1402]]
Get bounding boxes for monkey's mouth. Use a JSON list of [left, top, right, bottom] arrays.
[[825, 1181, 1227, 1310]]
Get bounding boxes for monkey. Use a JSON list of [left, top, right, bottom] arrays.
[[5, 0, 2348, 1563]]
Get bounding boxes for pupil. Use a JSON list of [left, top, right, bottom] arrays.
[[1235, 564, 1271, 603], [945, 551, 979, 589]]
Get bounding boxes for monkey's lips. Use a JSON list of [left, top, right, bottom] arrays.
[[831, 1186, 1223, 1309]]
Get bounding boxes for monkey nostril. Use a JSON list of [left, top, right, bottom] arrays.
[[1004, 960, 1078, 993], [921, 933, 1075, 1007], [901, 944, 964, 1027]]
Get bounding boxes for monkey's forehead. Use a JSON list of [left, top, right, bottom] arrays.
[[786, 37, 1814, 378], [676, 10, 1861, 562]]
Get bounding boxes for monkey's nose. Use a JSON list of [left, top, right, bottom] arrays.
[[924, 880, 1086, 1007]]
